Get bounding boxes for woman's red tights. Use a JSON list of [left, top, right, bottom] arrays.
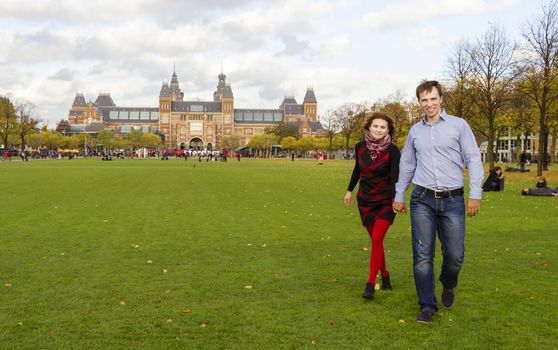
[[365, 219, 391, 283]]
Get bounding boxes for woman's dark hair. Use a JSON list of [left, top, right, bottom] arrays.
[[363, 112, 395, 138], [494, 166, 502, 173]]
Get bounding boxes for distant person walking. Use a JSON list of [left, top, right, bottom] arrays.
[[393, 80, 483, 323], [519, 152, 527, 172], [344, 112, 400, 300]]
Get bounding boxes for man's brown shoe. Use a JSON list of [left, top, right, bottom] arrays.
[[441, 288, 455, 308]]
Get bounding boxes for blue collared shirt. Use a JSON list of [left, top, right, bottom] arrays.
[[395, 110, 484, 201]]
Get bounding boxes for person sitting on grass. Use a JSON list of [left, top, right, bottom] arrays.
[[521, 187, 558, 196], [482, 166, 505, 192], [535, 177, 547, 189]]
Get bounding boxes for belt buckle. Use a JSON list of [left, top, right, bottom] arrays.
[[434, 190, 444, 199]]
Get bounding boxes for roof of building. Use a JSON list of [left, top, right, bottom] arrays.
[[287, 120, 324, 132], [284, 104, 304, 116], [160, 82, 173, 97], [85, 122, 104, 133], [69, 110, 84, 117], [72, 93, 87, 108], [172, 101, 222, 113], [303, 88, 317, 103], [308, 121, 324, 132], [95, 93, 115, 107], [279, 96, 298, 109]]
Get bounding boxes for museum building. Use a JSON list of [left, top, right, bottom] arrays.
[[59, 70, 324, 150]]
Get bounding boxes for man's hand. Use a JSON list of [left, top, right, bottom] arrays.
[[467, 198, 481, 217], [344, 191, 353, 206], [392, 201, 407, 214]]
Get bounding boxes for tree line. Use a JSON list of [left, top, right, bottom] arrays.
[[0, 96, 162, 153]]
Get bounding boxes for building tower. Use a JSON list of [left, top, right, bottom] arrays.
[[213, 73, 234, 139], [159, 70, 177, 147], [303, 87, 317, 122]]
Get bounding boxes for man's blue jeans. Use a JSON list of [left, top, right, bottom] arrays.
[[410, 187, 465, 312]]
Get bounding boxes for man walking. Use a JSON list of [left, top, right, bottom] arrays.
[[392, 80, 483, 323]]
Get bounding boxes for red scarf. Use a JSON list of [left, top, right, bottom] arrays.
[[364, 132, 391, 161]]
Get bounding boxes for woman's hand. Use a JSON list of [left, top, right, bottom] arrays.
[[344, 191, 353, 206]]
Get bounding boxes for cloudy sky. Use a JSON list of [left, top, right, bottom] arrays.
[[0, 0, 540, 127]]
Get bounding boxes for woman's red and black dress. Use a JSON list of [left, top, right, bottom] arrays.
[[347, 141, 400, 226]]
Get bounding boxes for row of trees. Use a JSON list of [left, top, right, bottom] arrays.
[[0, 95, 163, 153], [0, 97, 39, 151], [443, 0, 558, 175], [26, 129, 162, 152]]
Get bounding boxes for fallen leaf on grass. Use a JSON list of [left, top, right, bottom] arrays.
[[330, 320, 336, 325], [163, 269, 168, 273], [182, 308, 191, 315], [244, 285, 253, 289], [165, 289, 170, 294], [60, 253, 65, 256], [119, 299, 126, 305], [17, 322, 23, 326], [200, 322, 208, 328], [495, 288, 500, 293], [5, 283, 12, 288], [375, 283, 380, 290], [131, 244, 140, 249], [166, 319, 173, 324], [311, 340, 317, 345], [399, 319, 406, 324], [363, 247, 368, 251], [147, 260, 153, 264]]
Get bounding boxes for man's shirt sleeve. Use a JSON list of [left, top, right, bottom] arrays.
[[461, 121, 483, 200], [395, 130, 417, 202]]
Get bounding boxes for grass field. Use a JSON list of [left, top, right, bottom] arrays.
[[1, 158, 557, 349]]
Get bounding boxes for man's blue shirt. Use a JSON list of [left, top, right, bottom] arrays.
[[395, 110, 484, 201]]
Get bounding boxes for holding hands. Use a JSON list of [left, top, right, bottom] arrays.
[[392, 201, 407, 214]]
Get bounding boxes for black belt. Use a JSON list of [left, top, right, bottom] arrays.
[[415, 185, 464, 199]]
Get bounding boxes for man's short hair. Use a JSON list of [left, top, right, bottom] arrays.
[[416, 80, 444, 100]]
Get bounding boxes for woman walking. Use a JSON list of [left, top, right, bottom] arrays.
[[344, 112, 400, 299]]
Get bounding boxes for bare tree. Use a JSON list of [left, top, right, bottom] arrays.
[[467, 24, 519, 169], [445, 40, 479, 132], [334, 102, 367, 151], [520, 0, 558, 174], [321, 110, 340, 153], [14, 100, 39, 152]]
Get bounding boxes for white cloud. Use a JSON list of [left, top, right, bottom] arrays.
[[361, 0, 520, 32], [404, 25, 444, 50], [317, 35, 352, 58], [0, 0, 528, 127]]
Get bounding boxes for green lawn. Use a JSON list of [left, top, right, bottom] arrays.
[[1, 158, 557, 349]]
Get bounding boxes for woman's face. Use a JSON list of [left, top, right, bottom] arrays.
[[369, 118, 389, 139]]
